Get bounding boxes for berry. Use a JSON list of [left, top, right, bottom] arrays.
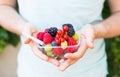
[[72, 33, 79, 41], [36, 24, 79, 59], [63, 24, 75, 37], [68, 28, 75, 37], [51, 41, 57, 46], [57, 29, 63, 35], [43, 33, 52, 44], [55, 34, 60, 39], [48, 27, 58, 37], [66, 47, 77, 53], [66, 37, 78, 53], [44, 44, 52, 52], [61, 41, 68, 49], [63, 26, 69, 32], [53, 48, 64, 55], [60, 38, 65, 42], [63, 34, 68, 40], [68, 37, 77, 46], [55, 38, 61, 45], [37, 32, 45, 41], [46, 51, 53, 57], [62, 24, 73, 28], [44, 44, 53, 57]]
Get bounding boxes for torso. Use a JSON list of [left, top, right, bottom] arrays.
[[17, 0, 108, 77]]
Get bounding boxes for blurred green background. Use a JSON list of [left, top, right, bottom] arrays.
[[0, 0, 120, 77]]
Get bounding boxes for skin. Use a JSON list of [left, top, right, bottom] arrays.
[[0, 0, 120, 71]]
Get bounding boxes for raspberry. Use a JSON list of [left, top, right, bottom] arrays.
[[66, 47, 77, 53], [53, 48, 64, 55], [68, 28, 75, 37], [65, 37, 77, 53], [48, 27, 58, 37], [37, 32, 45, 41], [43, 33, 52, 44], [68, 37, 77, 46]]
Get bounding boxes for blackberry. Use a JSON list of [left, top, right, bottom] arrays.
[[62, 24, 73, 28], [48, 27, 58, 37], [68, 27, 75, 37]]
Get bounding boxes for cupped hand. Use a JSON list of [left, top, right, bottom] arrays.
[[58, 24, 95, 71], [21, 23, 60, 66]]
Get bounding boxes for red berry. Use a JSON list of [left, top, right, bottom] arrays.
[[63, 26, 69, 32], [63, 34, 68, 40], [66, 47, 77, 53], [55, 34, 60, 39], [57, 29, 63, 35], [53, 48, 64, 55], [68, 37, 77, 46], [43, 33, 52, 44], [55, 38, 61, 45], [66, 37, 78, 53], [60, 38, 65, 42], [37, 32, 45, 41]]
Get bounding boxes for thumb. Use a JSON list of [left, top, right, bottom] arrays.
[[24, 37, 32, 44], [86, 39, 94, 49], [21, 23, 39, 44]]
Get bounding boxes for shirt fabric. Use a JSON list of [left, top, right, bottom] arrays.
[[17, 0, 108, 77]]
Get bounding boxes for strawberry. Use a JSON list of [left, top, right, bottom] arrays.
[[43, 33, 52, 44], [53, 48, 64, 55], [37, 32, 45, 41]]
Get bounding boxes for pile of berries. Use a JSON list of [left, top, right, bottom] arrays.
[[36, 24, 79, 59]]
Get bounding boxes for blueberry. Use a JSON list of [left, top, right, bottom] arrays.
[[51, 41, 57, 46]]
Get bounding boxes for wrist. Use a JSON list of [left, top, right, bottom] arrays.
[[92, 23, 107, 39]]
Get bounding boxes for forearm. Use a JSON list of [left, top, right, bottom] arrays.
[[93, 12, 120, 39], [0, 5, 27, 35]]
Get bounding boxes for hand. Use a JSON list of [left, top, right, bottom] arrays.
[[58, 24, 95, 71], [22, 23, 60, 66]]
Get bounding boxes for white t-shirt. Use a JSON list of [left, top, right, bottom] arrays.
[[17, 0, 108, 77]]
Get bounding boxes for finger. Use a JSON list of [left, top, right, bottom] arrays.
[[30, 41, 60, 66], [73, 38, 87, 58], [86, 39, 94, 49], [47, 58, 60, 66], [58, 59, 72, 71], [24, 38, 32, 44], [30, 42, 49, 61], [65, 38, 87, 59]]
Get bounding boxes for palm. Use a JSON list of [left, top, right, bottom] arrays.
[[58, 24, 95, 71]]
